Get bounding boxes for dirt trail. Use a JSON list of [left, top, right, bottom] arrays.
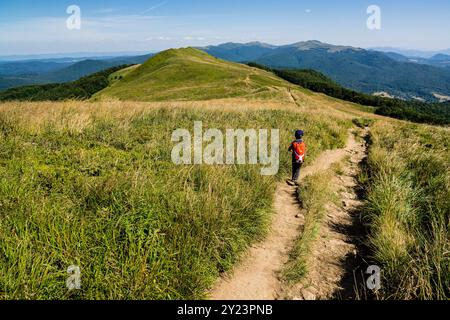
[[210, 131, 364, 300], [287, 89, 300, 106], [282, 129, 369, 300]]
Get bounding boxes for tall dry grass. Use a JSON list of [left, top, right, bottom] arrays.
[[0, 100, 351, 299], [361, 120, 450, 299]]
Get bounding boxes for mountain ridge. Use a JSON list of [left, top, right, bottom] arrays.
[[93, 47, 296, 102], [200, 41, 450, 102]]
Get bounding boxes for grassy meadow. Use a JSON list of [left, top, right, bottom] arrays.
[[0, 100, 351, 299], [361, 120, 450, 299]]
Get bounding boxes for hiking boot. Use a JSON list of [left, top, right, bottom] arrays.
[[286, 179, 296, 186]]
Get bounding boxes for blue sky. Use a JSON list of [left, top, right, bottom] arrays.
[[1, 0, 450, 55]]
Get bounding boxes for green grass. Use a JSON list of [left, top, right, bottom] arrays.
[[93, 48, 297, 102], [0, 102, 351, 299], [108, 65, 140, 84], [352, 118, 374, 128], [361, 121, 450, 299]]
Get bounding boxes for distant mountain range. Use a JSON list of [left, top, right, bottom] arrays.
[[0, 51, 151, 61], [370, 47, 450, 59], [200, 41, 450, 102], [380, 51, 450, 70], [2, 41, 450, 103], [0, 54, 153, 91]]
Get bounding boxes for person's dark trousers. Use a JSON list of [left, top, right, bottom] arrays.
[[292, 162, 302, 182]]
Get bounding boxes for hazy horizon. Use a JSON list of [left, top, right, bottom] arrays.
[[1, 40, 450, 61]]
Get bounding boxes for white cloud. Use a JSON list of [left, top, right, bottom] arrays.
[[142, 1, 168, 14], [183, 36, 208, 41]]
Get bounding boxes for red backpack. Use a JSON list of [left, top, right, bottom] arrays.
[[292, 140, 306, 163]]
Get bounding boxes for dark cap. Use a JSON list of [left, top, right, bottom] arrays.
[[295, 130, 304, 139]]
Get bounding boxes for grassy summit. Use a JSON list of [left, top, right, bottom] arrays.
[[93, 47, 297, 102]]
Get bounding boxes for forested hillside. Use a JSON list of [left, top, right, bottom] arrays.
[[249, 63, 450, 125], [0, 65, 130, 102]]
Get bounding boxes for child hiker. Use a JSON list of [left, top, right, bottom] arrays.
[[287, 130, 306, 186]]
